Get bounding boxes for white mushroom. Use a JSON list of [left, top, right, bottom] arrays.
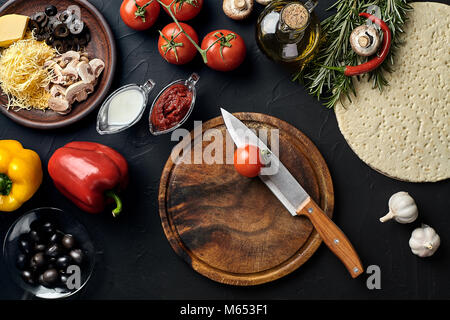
[[89, 58, 105, 78], [223, 0, 254, 20], [48, 97, 71, 115], [350, 25, 380, 57], [61, 60, 80, 84], [56, 51, 81, 68], [65, 81, 94, 104], [49, 85, 66, 98], [256, 0, 271, 5], [76, 61, 96, 84], [46, 62, 66, 85]]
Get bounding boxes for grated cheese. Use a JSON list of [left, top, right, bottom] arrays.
[[0, 35, 56, 110]]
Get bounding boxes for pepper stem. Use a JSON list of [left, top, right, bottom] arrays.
[[105, 190, 123, 218], [0, 173, 12, 196]]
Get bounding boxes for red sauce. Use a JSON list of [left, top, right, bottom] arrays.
[[151, 84, 193, 132]]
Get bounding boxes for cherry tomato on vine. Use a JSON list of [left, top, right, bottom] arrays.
[[120, 0, 161, 31], [158, 22, 199, 65], [201, 30, 246, 72], [160, 0, 204, 21], [234, 145, 264, 178]]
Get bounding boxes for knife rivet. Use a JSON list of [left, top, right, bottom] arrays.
[[353, 267, 359, 273], [308, 207, 313, 213], [334, 239, 339, 244]]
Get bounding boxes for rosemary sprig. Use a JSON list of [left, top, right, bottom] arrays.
[[294, 0, 412, 108]]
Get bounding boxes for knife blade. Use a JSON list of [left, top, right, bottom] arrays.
[[221, 108, 364, 278]]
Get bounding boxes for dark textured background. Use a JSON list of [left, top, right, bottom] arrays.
[[0, 0, 449, 300]]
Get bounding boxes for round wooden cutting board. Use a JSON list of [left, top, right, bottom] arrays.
[[159, 113, 334, 286]]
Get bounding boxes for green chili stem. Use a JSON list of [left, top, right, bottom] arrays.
[[105, 190, 123, 218]]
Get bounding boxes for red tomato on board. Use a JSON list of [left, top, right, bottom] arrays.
[[120, 0, 161, 31], [234, 145, 264, 178], [160, 0, 204, 21], [201, 30, 246, 72], [158, 22, 199, 65]]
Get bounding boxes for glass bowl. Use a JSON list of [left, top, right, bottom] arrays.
[[96, 79, 156, 135], [149, 72, 200, 136], [2, 207, 95, 299]]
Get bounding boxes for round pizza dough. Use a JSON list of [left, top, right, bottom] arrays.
[[335, 2, 450, 182]]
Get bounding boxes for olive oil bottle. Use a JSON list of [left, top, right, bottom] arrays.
[[256, 0, 321, 70]]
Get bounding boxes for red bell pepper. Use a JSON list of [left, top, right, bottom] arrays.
[[48, 142, 129, 217]]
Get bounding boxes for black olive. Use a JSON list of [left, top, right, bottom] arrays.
[[18, 237, 32, 255], [30, 252, 46, 270], [52, 39, 64, 52], [61, 234, 76, 249], [39, 15, 49, 28], [31, 12, 46, 24], [45, 243, 63, 258], [28, 230, 41, 243], [49, 232, 62, 244], [58, 10, 71, 24], [16, 254, 28, 270], [68, 20, 84, 35], [59, 273, 69, 285], [54, 23, 69, 38], [41, 221, 56, 234], [42, 269, 58, 285], [69, 249, 83, 265], [28, 20, 41, 33], [34, 243, 46, 252], [45, 5, 57, 17], [38, 273, 49, 287], [21, 270, 35, 285], [56, 255, 72, 269], [45, 37, 54, 46]]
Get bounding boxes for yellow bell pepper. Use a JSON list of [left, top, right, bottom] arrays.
[[0, 140, 42, 212]]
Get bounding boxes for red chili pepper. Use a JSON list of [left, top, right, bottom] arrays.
[[48, 142, 129, 217], [344, 13, 392, 76]]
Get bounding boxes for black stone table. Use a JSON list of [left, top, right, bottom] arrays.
[[0, 0, 449, 300]]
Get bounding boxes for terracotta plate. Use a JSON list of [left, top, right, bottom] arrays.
[[159, 113, 334, 285], [0, 0, 116, 129]]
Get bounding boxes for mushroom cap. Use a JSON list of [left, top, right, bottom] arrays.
[[256, 0, 271, 5], [223, 0, 254, 20], [48, 97, 71, 114], [77, 61, 96, 84], [65, 81, 94, 104], [350, 25, 380, 57]]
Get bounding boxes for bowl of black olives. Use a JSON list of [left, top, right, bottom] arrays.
[[3, 207, 94, 299]]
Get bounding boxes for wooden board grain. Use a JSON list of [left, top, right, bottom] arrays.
[[0, 0, 116, 129], [159, 113, 334, 285]]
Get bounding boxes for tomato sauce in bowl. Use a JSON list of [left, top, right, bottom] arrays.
[[149, 73, 199, 135], [150, 84, 193, 132]]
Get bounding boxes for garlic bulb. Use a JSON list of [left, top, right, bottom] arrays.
[[379, 191, 418, 224], [409, 225, 440, 257]]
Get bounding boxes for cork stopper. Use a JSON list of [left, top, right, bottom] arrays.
[[281, 3, 309, 30]]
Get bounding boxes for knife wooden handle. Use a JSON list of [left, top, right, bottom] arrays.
[[297, 197, 364, 278]]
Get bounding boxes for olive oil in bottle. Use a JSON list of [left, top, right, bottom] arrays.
[[256, 0, 321, 69]]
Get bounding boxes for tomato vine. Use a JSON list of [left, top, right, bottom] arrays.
[[155, 0, 234, 63]]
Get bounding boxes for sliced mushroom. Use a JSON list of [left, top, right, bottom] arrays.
[[223, 0, 254, 20], [46, 61, 66, 85], [89, 58, 105, 78], [256, 0, 272, 4], [350, 25, 380, 57], [77, 61, 96, 84], [65, 81, 94, 104], [60, 51, 81, 65], [50, 85, 66, 98], [48, 97, 71, 114], [61, 59, 79, 84]]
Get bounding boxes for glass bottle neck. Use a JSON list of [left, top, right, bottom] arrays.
[[276, 1, 317, 43]]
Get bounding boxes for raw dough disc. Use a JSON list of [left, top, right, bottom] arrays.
[[335, 2, 450, 182]]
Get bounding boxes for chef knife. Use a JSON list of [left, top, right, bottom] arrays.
[[221, 108, 364, 278]]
